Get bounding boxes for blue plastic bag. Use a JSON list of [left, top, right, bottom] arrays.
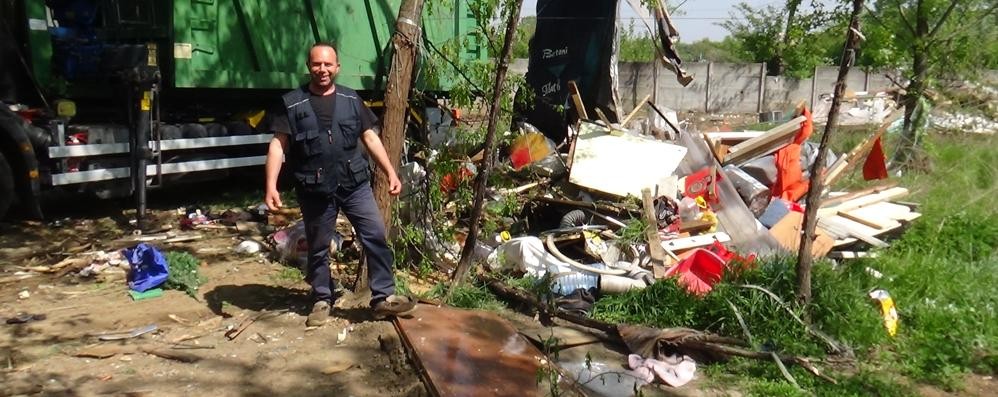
[[124, 243, 170, 292]]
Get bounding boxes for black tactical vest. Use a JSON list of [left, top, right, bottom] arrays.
[[282, 84, 370, 195]]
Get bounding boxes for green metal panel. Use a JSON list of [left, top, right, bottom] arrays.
[[23, 0, 52, 88], [172, 0, 481, 90]]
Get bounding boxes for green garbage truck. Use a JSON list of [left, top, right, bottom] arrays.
[[0, 0, 481, 222]]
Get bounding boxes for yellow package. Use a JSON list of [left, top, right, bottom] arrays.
[[869, 289, 899, 337]]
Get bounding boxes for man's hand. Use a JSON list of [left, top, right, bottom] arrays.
[[389, 174, 402, 196], [265, 188, 283, 211]]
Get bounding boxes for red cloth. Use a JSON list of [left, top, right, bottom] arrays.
[[772, 107, 813, 201], [863, 136, 889, 180]]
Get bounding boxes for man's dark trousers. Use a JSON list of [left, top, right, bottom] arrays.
[[298, 185, 395, 306]]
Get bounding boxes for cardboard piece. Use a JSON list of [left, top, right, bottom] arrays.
[[569, 121, 686, 198]]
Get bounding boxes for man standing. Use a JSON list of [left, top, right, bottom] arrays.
[[265, 42, 413, 326]]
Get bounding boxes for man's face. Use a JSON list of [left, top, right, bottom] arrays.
[[308, 46, 339, 87]]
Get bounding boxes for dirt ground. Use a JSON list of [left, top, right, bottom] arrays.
[[0, 213, 427, 397]]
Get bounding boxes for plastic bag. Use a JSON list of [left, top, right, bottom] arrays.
[[123, 243, 170, 292]]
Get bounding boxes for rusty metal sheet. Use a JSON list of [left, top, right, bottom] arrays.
[[395, 305, 545, 397]]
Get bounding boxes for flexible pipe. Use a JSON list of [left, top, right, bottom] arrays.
[[544, 233, 628, 276]]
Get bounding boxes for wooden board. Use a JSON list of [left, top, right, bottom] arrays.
[[768, 212, 834, 258], [817, 187, 909, 217], [723, 116, 806, 165], [820, 216, 890, 248], [661, 232, 732, 252], [569, 121, 686, 198], [396, 305, 545, 397]]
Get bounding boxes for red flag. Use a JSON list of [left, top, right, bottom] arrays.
[[863, 136, 888, 180]]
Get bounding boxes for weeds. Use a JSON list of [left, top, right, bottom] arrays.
[[426, 281, 507, 312], [272, 266, 304, 283], [163, 251, 207, 298]]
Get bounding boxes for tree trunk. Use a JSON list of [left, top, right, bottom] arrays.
[[361, 0, 423, 292], [774, 0, 803, 76], [450, 0, 526, 286], [796, 0, 865, 306], [893, 0, 930, 167]]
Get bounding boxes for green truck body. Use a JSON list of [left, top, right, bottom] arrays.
[[0, 0, 482, 220]]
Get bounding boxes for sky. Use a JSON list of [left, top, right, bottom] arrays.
[[520, 0, 790, 42]]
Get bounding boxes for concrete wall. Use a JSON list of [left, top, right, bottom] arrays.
[[511, 58, 997, 114]]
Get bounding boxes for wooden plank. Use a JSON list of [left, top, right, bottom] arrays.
[[819, 217, 889, 248], [818, 182, 899, 208], [837, 210, 890, 230], [621, 94, 651, 126], [567, 80, 588, 120], [768, 212, 834, 258], [642, 188, 668, 279], [827, 251, 879, 259], [722, 116, 806, 165], [849, 202, 916, 222], [661, 232, 732, 252], [824, 111, 903, 186], [817, 187, 909, 218], [705, 131, 764, 141]]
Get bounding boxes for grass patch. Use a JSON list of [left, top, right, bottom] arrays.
[[272, 266, 304, 284], [163, 251, 207, 298], [425, 281, 507, 312]]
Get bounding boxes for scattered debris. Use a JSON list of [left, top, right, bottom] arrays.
[[5, 313, 46, 324], [95, 324, 158, 341]]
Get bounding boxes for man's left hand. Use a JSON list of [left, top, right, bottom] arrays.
[[389, 174, 402, 196]]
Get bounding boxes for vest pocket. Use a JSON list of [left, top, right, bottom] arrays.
[[339, 120, 360, 150], [346, 159, 370, 187], [294, 129, 322, 157], [293, 169, 323, 189]]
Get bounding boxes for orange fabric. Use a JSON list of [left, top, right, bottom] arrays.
[[772, 107, 813, 201], [863, 136, 889, 180]]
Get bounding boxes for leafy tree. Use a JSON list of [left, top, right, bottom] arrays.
[[861, 0, 998, 166], [721, 1, 845, 78], [511, 16, 536, 59]]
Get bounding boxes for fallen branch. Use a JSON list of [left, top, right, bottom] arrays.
[[480, 275, 839, 384]]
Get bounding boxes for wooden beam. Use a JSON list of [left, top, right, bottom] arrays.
[[641, 188, 668, 279], [661, 232, 732, 252], [817, 187, 909, 218], [567, 80, 588, 120], [621, 94, 651, 127], [722, 116, 806, 165], [823, 111, 902, 186]]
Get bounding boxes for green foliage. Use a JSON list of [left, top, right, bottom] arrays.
[[860, 0, 998, 73], [720, 1, 844, 78], [592, 255, 884, 356], [615, 217, 649, 245], [272, 266, 303, 283], [427, 281, 507, 312], [163, 251, 207, 298]]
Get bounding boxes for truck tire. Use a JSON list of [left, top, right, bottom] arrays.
[[0, 150, 14, 220]]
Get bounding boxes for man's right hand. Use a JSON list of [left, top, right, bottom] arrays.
[[265, 188, 283, 211]]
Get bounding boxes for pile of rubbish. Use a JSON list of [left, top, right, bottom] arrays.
[[434, 97, 921, 322]]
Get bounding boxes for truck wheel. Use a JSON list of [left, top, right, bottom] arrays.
[[0, 150, 13, 220]]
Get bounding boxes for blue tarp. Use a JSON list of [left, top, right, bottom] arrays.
[[124, 243, 170, 292]]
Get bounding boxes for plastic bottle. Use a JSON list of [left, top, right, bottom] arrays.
[[679, 196, 700, 222]]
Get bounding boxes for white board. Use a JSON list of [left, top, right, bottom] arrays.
[[570, 122, 687, 198]]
